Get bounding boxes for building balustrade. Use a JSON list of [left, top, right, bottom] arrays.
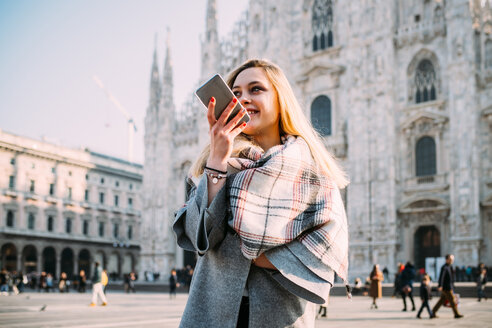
[[96, 204, 109, 211], [62, 198, 77, 207], [111, 206, 123, 214], [126, 208, 140, 216], [403, 99, 446, 114], [81, 201, 92, 209], [2, 189, 19, 197], [403, 173, 449, 193], [45, 196, 58, 204], [395, 18, 446, 48], [24, 192, 40, 201]]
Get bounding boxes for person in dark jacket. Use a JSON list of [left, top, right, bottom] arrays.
[[400, 262, 416, 311], [416, 274, 433, 319], [169, 269, 179, 299], [431, 254, 463, 319], [477, 267, 488, 302], [392, 263, 404, 298]]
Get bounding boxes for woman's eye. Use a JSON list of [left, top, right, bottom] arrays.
[[233, 91, 241, 97], [251, 86, 263, 92]]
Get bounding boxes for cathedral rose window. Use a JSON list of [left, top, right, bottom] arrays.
[[312, 0, 333, 51]]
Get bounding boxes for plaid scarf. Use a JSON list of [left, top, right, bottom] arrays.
[[227, 135, 349, 282]]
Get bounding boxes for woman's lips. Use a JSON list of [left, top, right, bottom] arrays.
[[246, 108, 259, 116]]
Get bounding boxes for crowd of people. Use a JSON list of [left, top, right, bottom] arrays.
[[168, 265, 194, 298], [349, 255, 488, 320], [0, 267, 138, 296]]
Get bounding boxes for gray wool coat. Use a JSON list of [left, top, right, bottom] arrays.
[[173, 175, 334, 328]]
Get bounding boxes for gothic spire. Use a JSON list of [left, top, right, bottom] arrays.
[[201, 0, 221, 80], [148, 33, 161, 112], [206, 0, 218, 42], [162, 28, 174, 106]]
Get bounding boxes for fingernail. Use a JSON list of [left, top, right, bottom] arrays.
[[242, 122, 247, 127], [210, 97, 215, 103], [233, 98, 237, 104]]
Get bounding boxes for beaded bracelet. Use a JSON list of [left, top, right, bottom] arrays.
[[204, 169, 227, 184]]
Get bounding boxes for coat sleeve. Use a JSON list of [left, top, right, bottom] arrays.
[[437, 265, 445, 288], [264, 240, 334, 304], [173, 175, 229, 255]]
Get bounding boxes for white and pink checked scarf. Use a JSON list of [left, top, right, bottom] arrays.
[[227, 135, 349, 282]]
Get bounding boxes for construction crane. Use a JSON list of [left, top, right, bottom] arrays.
[[93, 75, 137, 162]]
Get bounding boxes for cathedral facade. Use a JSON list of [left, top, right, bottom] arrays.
[[142, 0, 492, 281]]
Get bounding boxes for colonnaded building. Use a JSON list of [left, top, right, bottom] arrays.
[[142, 0, 492, 280], [0, 129, 142, 280]]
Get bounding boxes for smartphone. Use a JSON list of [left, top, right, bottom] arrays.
[[195, 74, 250, 125]]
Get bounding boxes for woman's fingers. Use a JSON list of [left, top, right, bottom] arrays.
[[224, 106, 247, 133], [230, 121, 248, 139], [207, 97, 217, 128], [216, 98, 239, 126]]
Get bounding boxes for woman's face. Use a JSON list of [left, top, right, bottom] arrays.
[[232, 67, 280, 138]]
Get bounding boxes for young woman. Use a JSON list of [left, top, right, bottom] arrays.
[[173, 59, 349, 328], [369, 264, 384, 309]]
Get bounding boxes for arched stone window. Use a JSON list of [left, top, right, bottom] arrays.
[[311, 95, 332, 136], [6, 210, 14, 227], [485, 39, 492, 68], [312, 0, 333, 52], [415, 60, 437, 103], [416, 136, 436, 176]]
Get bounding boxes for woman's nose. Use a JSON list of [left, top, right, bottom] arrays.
[[238, 94, 250, 105]]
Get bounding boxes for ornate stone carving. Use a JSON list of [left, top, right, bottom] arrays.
[[409, 199, 441, 208]]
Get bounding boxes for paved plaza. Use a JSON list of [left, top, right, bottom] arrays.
[[0, 291, 490, 327]]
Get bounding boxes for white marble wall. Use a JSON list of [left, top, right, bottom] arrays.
[[143, 0, 492, 281]]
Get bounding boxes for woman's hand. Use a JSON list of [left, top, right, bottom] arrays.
[[206, 97, 248, 171]]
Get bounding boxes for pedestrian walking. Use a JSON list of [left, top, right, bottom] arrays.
[[169, 269, 179, 299], [416, 274, 433, 319], [128, 272, 136, 293], [78, 270, 86, 293], [16, 272, 26, 293], [184, 266, 193, 292], [89, 262, 107, 307], [124, 273, 130, 293], [369, 264, 384, 309], [46, 273, 54, 292], [101, 269, 108, 294], [0, 269, 8, 295], [400, 262, 416, 311], [38, 272, 47, 292], [352, 278, 363, 296], [58, 272, 68, 293], [477, 267, 488, 302], [392, 263, 404, 298], [431, 254, 463, 319], [382, 267, 389, 282], [173, 59, 349, 327]]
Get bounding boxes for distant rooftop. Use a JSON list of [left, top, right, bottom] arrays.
[[88, 150, 143, 169]]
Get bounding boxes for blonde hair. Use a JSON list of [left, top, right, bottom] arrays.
[[190, 59, 349, 188]]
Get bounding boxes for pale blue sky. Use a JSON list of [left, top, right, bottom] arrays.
[[0, 0, 248, 164]]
